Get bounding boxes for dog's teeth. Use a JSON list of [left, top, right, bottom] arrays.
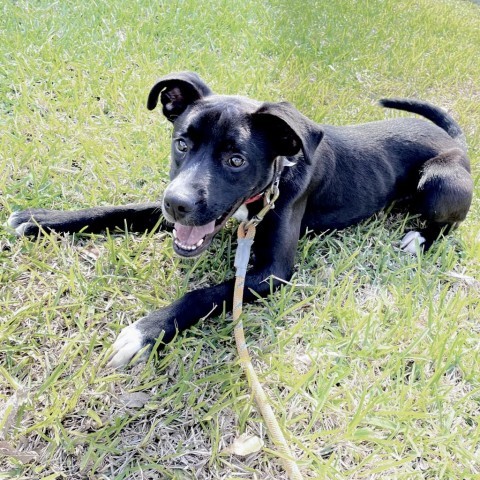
[[174, 239, 202, 251], [172, 229, 177, 239], [173, 235, 207, 252]]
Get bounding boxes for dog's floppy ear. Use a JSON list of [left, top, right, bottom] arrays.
[[147, 71, 212, 121], [251, 101, 323, 163]]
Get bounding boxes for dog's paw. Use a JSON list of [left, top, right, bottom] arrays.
[[400, 231, 426, 254], [8, 211, 33, 236], [7, 209, 49, 236], [107, 320, 151, 368]]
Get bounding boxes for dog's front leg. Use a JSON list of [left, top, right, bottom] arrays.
[[107, 266, 290, 368], [108, 202, 305, 368], [8, 202, 168, 236]]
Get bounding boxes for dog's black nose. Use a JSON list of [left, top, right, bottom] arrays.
[[163, 191, 196, 221]]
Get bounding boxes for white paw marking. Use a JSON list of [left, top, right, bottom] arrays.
[[7, 212, 19, 227], [7, 213, 24, 234], [107, 321, 145, 368], [232, 204, 249, 222], [7, 212, 31, 236], [14, 223, 30, 236], [400, 231, 426, 254]]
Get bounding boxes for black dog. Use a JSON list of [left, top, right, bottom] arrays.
[[9, 72, 473, 367]]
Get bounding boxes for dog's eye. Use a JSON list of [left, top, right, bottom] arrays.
[[175, 139, 188, 153], [227, 155, 246, 168]]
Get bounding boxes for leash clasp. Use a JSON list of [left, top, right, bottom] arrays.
[[244, 177, 280, 230]]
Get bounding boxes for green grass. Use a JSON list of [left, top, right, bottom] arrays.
[[1, 0, 480, 478]]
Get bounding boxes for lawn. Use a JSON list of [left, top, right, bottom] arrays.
[[1, 0, 479, 478]]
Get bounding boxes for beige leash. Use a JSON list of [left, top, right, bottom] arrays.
[[232, 181, 304, 480]]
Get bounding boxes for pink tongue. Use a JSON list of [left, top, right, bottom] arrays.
[[175, 221, 215, 245]]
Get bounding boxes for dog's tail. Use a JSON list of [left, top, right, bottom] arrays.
[[379, 98, 467, 151]]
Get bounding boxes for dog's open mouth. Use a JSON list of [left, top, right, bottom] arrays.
[[172, 204, 239, 257]]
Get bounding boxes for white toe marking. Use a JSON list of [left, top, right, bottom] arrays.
[[14, 223, 30, 237], [107, 322, 144, 368], [400, 231, 419, 249], [400, 231, 426, 254], [7, 212, 30, 236], [7, 212, 19, 227]]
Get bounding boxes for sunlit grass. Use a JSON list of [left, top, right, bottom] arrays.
[[1, 0, 479, 478]]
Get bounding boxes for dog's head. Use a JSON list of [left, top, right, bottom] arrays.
[[148, 72, 322, 257]]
